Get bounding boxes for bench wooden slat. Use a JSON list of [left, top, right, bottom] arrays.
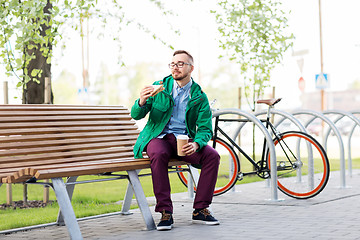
[[0, 151, 135, 170], [5, 174, 34, 184], [32, 158, 144, 173], [0, 140, 136, 157], [0, 170, 22, 182], [0, 147, 134, 164], [1, 168, 32, 183], [0, 105, 129, 110], [0, 115, 132, 123], [0, 120, 136, 129], [0, 125, 138, 136], [34, 162, 151, 180], [0, 110, 130, 116], [1, 157, 187, 184], [0, 130, 140, 143], [0, 135, 138, 149], [33, 158, 187, 181], [0, 167, 29, 175]]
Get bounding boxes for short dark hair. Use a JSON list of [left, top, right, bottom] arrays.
[[173, 50, 194, 65]]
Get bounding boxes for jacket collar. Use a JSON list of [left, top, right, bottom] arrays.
[[162, 75, 202, 99]]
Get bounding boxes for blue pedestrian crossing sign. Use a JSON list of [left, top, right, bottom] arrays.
[[315, 73, 329, 89]]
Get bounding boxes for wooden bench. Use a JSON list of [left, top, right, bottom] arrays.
[[0, 104, 191, 239]]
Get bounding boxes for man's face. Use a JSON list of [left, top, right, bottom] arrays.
[[170, 53, 194, 81]]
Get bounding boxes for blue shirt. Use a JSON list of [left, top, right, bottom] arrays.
[[158, 80, 192, 138]]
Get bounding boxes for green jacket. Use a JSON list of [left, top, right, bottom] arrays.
[[131, 75, 213, 158]]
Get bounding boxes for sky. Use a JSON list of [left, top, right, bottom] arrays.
[[2, 0, 360, 107]]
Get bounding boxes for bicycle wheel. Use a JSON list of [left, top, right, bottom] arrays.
[[177, 137, 240, 196], [267, 131, 330, 199]]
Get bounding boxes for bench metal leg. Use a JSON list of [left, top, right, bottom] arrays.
[[126, 170, 156, 230], [121, 182, 134, 215], [57, 176, 79, 225], [188, 165, 200, 199], [52, 177, 83, 240], [122, 169, 142, 215]]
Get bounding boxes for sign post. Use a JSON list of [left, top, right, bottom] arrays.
[[318, 0, 325, 111]]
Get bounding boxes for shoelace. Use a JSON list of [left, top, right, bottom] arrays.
[[161, 210, 171, 221], [199, 209, 211, 216], [194, 208, 211, 217]]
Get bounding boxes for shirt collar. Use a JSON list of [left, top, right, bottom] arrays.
[[174, 79, 192, 91]]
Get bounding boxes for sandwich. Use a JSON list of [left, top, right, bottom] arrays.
[[150, 85, 164, 96]]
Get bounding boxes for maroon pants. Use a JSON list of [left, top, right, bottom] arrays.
[[146, 134, 220, 213]]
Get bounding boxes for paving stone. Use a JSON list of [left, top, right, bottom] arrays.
[[1, 170, 360, 239]]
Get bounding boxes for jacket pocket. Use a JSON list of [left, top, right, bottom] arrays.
[[149, 101, 169, 122]]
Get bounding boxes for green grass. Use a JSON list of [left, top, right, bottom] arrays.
[[0, 202, 123, 230], [328, 157, 360, 171]]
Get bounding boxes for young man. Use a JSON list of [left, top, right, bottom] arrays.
[[131, 50, 220, 231]]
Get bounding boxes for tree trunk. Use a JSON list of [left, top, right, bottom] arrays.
[[23, 0, 53, 104]]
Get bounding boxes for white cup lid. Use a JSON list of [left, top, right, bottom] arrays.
[[176, 134, 188, 140]]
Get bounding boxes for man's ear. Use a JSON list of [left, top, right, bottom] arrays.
[[190, 65, 195, 73]]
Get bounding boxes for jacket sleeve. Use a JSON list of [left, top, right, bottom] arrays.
[[193, 98, 213, 150], [130, 98, 152, 120]]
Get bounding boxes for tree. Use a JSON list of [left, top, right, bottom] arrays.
[[0, 0, 59, 103], [23, 0, 53, 104], [0, 0, 177, 103], [213, 0, 294, 111]]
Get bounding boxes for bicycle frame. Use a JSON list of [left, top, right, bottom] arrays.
[[212, 105, 281, 178]]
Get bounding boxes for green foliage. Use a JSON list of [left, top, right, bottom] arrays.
[[0, 0, 60, 84], [213, 0, 294, 110], [0, 0, 177, 91]]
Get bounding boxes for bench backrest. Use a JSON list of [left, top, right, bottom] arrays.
[[0, 105, 143, 183]]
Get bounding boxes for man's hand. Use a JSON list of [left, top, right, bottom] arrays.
[[182, 142, 199, 156], [139, 86, 154, 107]]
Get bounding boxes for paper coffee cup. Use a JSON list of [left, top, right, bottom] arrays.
[[176, 135, 189, 156]]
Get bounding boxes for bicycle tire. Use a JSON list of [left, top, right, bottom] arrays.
[[176, 137, 240, 196], [267, 131, 330, 199]]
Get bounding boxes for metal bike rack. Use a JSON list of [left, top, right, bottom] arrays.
[[323, 110, 360, 178], [350, 111, 360, 176], [229, 109, 308, 189], [212, 108, 279, 201], [255, 109, 315, 187], [292, 109, 347, 188], [255, 109, 307, 133], [231, 109, 307, 138]]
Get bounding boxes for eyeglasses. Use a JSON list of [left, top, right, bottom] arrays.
[[168, 61, 192, 69]]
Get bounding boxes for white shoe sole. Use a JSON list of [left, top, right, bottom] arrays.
[[192, 220, 220, 225], [156, 224, 173, 231]]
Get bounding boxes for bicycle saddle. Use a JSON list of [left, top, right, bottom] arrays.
[[256, 98, 282, 106]]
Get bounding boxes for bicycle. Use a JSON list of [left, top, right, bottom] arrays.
[[177, 98, 330, 199]]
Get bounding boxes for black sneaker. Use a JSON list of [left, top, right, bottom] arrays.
[[156, 210, 174, 231], [192, 208, 220, 225]]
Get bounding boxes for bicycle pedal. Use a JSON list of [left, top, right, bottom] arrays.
[[237, 172, 244, 181]]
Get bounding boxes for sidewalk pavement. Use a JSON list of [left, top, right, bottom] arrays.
[[2, 170, 360, 240]]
